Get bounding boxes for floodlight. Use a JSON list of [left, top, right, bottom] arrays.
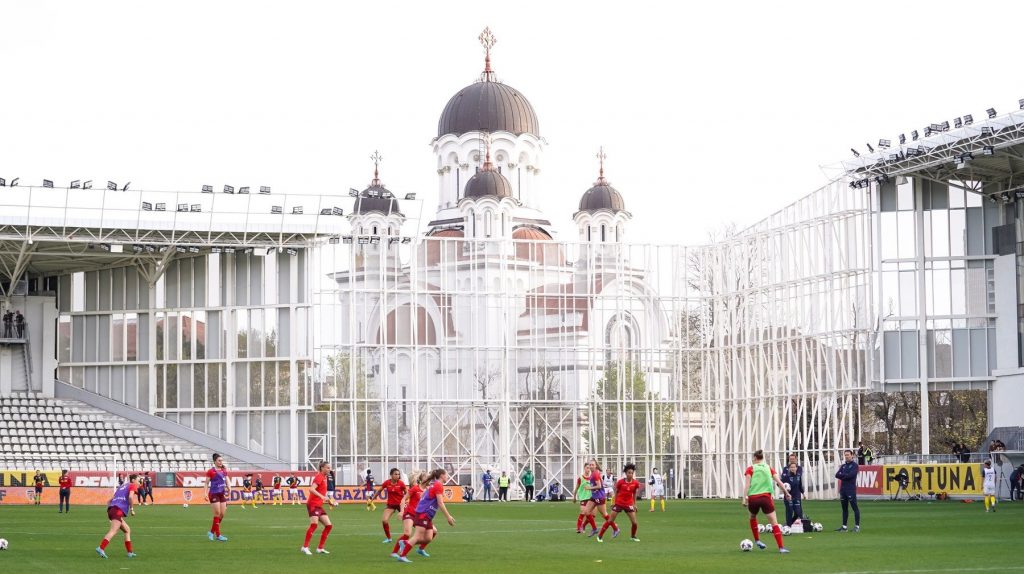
[[70, 180, 81, 189], [358, 236, 370, 245], [292, 206, 303, 214], [9, 178, 17, 187], [924, 127, 933, 137], [342, 236, 353, 244], [176, 246, 187, 253], [239, 186, 250, 194], [906, 147, 918, 157], [332, 207, 344, 216], [940, 121, 950, 131], [911, 130, 919, 141], [155, 203, 166, 211], [930, 123, 944, 132], [0, 178, 5, 186], [401, 237, 412, 244], [405, 193, 416, 200], [224, 185, 235, 194], [107, 181, 117, 190], [349, 188, 360, 197], [960, 152, 974, 162], [83, 180, 92, 189], [954, 117, 962, 128], [259, 186, 271, 194], [963, 114, 973, 125], [142, 202, 153, 210], [271, 206, 283, 214], [243, 247, 254, 255], [190, 204, 201, 212], [987, 108, 997, 119], [982, 145, 995, 156], [43, 179, 54, 188], [202, 185, 213, 193], [320, 208, 331, 215], [981, 127, 994, 136], [368, 189, 380, 198], [223, 247, 236, 254], [888, 153, 899, 161], [850, 148, 860, 157], [177, 203, 188, 212], [188, 246, 200, 253], [866, 143, 875, 153], [898, 134, 906, 145], [1019, 98, 1024, 110], [132, 245, 144, 253], [122, 182, 130, 192], [878, 139, 891, 148], [369, 236, 381, 245], [328, 236, 340, 245], [211, 247, 223, 253], [145, 245, 156, 253], [98, 243, 111, 252], [286, 248, 298, 256]]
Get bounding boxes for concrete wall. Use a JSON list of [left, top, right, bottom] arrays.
[[990, 253, 1024, 430], [1, 295, 57, 395]]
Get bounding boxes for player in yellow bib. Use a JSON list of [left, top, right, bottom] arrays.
[[742, 449, 791, 553], [574, 465, 596, 534]]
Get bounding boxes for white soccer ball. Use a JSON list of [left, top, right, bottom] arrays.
[[740, 539, 753, 552], [781, 525, 792, 536], [783, 483, 791, 491], [183, 503, 189, 508], [813, 522, 823, 532], [0, 538, 8, 550]]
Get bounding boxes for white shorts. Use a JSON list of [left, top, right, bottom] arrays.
[[650, 487, 665, 497], [242, 492, 253, 500], [983, 486, 996, 496]]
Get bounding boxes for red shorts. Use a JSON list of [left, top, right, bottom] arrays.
[[387, 504, 402, 511], [209, 493, 227, 504], [580, 500, 589, 507], [35, 486, 43, 493], [747, 494, 775, 515], [612, 504, 636, 514], [307, 505, 327, 517], [107, 507, 126, 521], [412, 513, 434, 530], [402, 511, 416, 522]]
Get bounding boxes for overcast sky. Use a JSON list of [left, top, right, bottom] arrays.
[[2, 0, 1022, 245]]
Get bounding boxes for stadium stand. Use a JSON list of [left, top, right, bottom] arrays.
[[0, 392, 231, 471]]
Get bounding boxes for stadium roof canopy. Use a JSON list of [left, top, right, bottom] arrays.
[[0, 186, 346, 296], [836, 109, 1024, 199]]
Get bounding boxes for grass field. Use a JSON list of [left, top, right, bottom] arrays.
[[0, 498, 1019, 573]]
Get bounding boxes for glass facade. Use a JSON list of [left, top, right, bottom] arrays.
[[56, 250, 312, 462]]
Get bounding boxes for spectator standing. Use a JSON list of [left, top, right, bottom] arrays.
[[497, 471, 510, 501], [142, 472, 154, 505], [521, 468, 535, 501], [1009, 464, 1023, 501], [834, 449, 861, 532], [2, 309, 12, 337], [481, 470, 494, 501], [327, 469, 336, 493], [15, 310, 25, 337]]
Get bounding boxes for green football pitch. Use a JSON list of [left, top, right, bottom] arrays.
[[0, 498, 1017, 573]]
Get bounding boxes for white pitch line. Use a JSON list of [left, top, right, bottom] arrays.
[[831, 567, 1024, 574]]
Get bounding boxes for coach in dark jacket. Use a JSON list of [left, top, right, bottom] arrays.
[[834, 449, 860, 532]]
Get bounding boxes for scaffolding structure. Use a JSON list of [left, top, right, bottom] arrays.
[[309, 180, 872, 498]]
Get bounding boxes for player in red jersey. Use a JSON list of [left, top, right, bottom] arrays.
[[300, 460, 338, 555], [58, 469, 73, 513], [33, 470, 44, 506], [391, 471, 431, 556], [205, 453, 230, 541], [597, 463, 641, 542], [582, 459, 617, 538], [393, 468, 455, 563], [375, 467, 408, 543], [742, 449, 791, 553]]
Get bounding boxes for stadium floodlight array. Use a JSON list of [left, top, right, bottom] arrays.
[[332, 207, 344, 216], [349, 188, 359, 197], [401, 237, 412, 244], [0, 178, 6, 186], [954, 117, 963, 128], [964, 114, 973, 125], [405, 193, 416, 200], [865, 143, 875, 153], [239, 186, 250, 194], [43, 179, 54, 188], [259, 186, 271, 194], [357, 236, 370, 245], [177, 203, 188, 212], [981, 127, 994, 136], [292, 206, 303, 214], [190, 204, 201, 212], [107, 181, 117, 190], [175, 246, 186, 253], [1019, 98, 1024, 110], [911, 130, 919, 141], [202, 185, 213, 193], [188, 246, 200, 253], [71, 180, 81, 189], [987, 108, 997, 119], [320, 208, 332, 215], [224, 185, 234, 194], [328, 236, 340, 244], [342, 236, 353, 244], [878, 139, 891, 148], [155, 203, 166, 211], [983, 145, 995, 156], [271, 206, 283, 214], [286, 248, 298, 256], [210, 247, 223, 253], [850, 148, 860, 157]]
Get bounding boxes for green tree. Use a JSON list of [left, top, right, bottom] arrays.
[[322, 352, 380, 457], [591, 361, 673, 464]]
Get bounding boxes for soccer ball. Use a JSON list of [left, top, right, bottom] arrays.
[[756, 524, 765, 533], [183, 503, 189, 508], [781, 525, 792, 536], [813, 522, 823, 532], [0, 538, 9, 550], [740, 539, 753, 552], [783, 483, 791, 491]]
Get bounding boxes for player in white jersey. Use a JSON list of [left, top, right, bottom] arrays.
[[648, 467, 667, 512], [982, 459, 997, 512], [603, 473, 615, 498]]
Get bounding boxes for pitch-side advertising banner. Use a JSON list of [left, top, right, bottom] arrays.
[[0, 470, 62, 487], [853, 465, 884, 495], [881, 463, 982, 495]]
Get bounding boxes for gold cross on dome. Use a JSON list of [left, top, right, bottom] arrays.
[[370, 150, 383, 168], [479, 27, 497, 57], [596, 146, 607, 178]]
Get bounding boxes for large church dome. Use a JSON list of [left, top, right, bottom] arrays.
[[437, 28, 539, 138], [438, 81, 539, 138]]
